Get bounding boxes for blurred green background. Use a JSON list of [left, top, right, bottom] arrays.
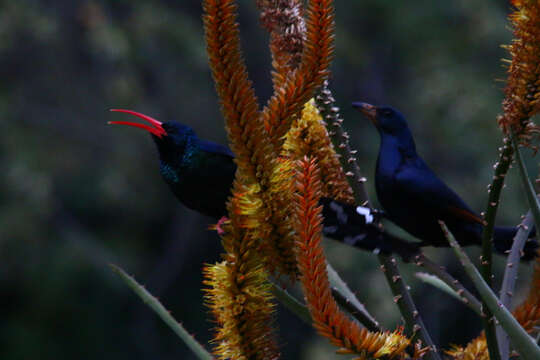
[[1, 1, 537, 359]]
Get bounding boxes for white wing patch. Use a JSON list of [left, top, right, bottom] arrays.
[[356, 206, 374, 224]]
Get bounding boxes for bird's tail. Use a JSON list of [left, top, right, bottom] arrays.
[[493, 226, 538, 260]]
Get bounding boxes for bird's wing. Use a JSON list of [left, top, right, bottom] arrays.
[[198, 140, 237, 180], [394, 159, 485, 225], [199, 139, 235, 158]]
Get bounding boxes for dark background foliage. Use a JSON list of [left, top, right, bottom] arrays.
[[1, 1, 536, 359]]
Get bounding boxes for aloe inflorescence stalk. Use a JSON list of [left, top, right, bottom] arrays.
[[202, 0, 338, 357]]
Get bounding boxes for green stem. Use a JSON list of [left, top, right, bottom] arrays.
[[378, 254, 441, 360], [481, 139, 513, 281], [110, 264, 215, 360], [513, 135, 540, 238], [315, 81, 370, 206], [479, 139, 513, 360], [270, 282, 311, 325], [441, 223, 540, 360]]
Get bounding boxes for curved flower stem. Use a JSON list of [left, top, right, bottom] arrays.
[[294, 158, 411, 358]]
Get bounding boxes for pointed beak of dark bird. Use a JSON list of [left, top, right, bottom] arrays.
[[108, 109, 167, 138], [352, 102, 378, 126]]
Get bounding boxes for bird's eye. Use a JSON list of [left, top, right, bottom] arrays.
[[381, 109, 393, 117]]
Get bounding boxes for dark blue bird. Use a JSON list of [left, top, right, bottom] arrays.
[[108, 109, 419, 258], [353, 102, 538, 259], [109, 109, 235, 218]]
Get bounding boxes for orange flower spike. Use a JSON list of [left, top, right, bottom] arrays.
[[203, 0, 276, 181], [204, 0, 301, 278], [203, 259, 278, 360], [294, 157, 410, 359], [262, 0, 335, 147], [284, 99, 354, 203], [499, 1, 540, 144]]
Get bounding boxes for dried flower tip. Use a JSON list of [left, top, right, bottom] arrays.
[[499, 1, 540, 145]]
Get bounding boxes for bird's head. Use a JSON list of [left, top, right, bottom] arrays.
[[352, 102, 409, 135], [353, 102, 416, 154], [108, 109, 196, 165]]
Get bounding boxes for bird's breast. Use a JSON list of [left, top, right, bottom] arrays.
[[374, 143, 409, 219], [160, 162, 181, 184]]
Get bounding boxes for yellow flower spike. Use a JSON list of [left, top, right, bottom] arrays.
[[446, 337, 489, 360], [294, 157, 410, 359], [284, 99, 355, 203], [203, 176, 278, 359], [261, 157, 300, 276], [499, 0, 540, 145], [204, 236, 278, 360]]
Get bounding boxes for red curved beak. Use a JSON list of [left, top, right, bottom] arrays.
[[108, 109, 167, 138]]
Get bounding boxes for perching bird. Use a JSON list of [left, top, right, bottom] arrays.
[[110, 109, 236, 218], [353, 102, 538, 259], [108, 109, 418, 258]]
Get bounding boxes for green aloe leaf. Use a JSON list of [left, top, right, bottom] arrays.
[[110, 264, 214, 360], [441, 223, 540, 360]]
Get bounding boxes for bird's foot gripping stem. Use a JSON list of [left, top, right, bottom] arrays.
[[211, 216, 230, 236]]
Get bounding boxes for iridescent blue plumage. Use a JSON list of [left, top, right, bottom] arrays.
[[152, 122, 236, 218], [354, 102, 538, 259]]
